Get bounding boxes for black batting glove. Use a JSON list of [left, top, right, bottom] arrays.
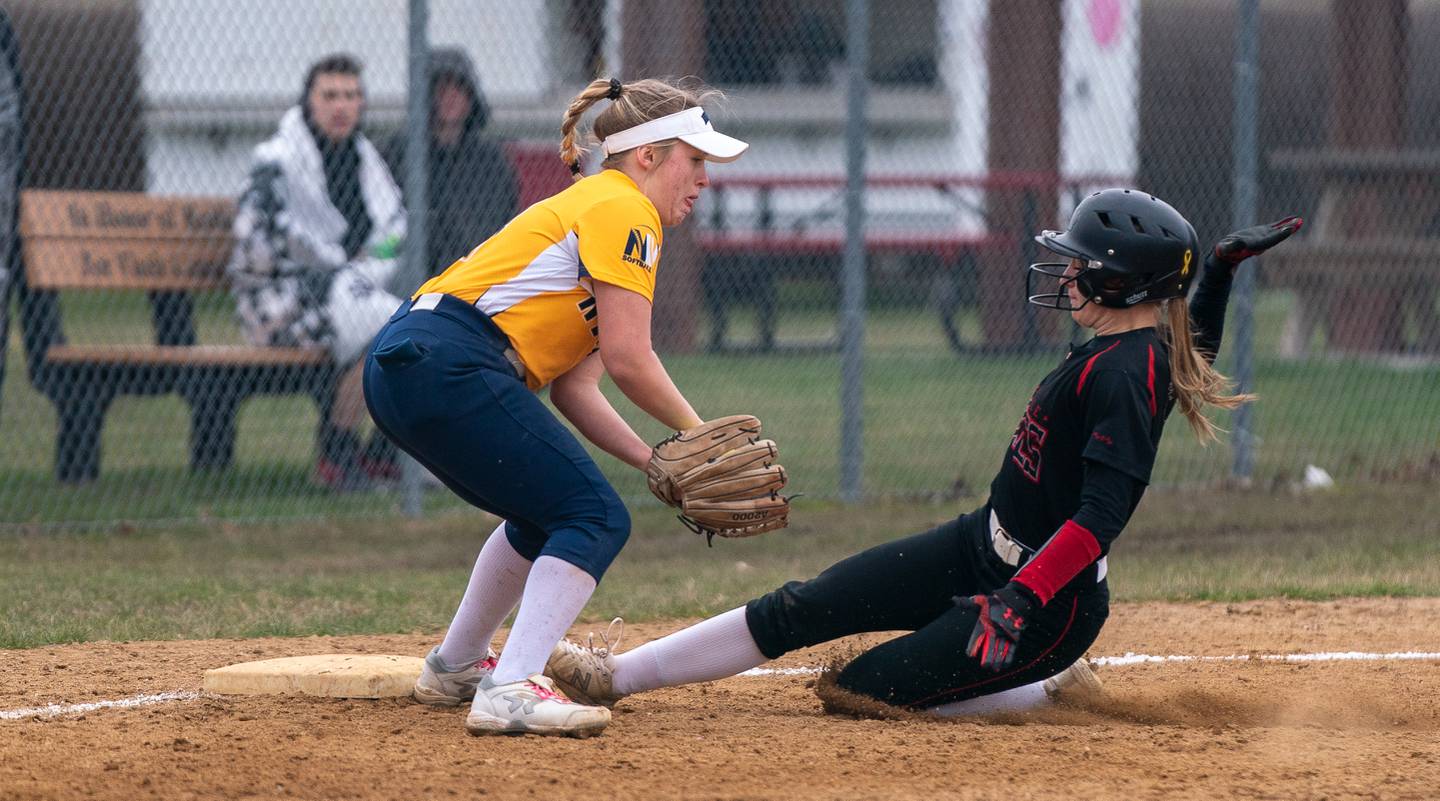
[[1214, 216, 1304, 266], [959, 582, 1038, 672]]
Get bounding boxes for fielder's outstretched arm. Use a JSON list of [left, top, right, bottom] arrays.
[[551, 351, 653, 471], [594, 280, 704, 432]]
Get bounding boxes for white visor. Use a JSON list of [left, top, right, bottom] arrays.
[[599, 107, 748, 163]]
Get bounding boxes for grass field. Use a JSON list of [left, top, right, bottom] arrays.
[[2, 482, 1437, 649], [1, 288, 1437, 526]]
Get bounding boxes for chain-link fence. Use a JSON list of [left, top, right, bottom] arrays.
[[0, 0, 1437, 528]]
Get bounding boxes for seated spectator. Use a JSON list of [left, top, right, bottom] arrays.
[[228, 53, 404, 490], [387, 47, 518, 278]]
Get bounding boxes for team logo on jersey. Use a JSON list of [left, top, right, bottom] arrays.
[[623, 226, 660, 270], [1009, 401, 1049, 484]]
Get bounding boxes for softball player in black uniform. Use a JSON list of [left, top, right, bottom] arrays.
[[547, 190, 1301, 714]]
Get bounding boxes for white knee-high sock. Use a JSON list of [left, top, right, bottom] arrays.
[[435, 522, 532, 670], [926, 681, 1050, 717], [612, 606, 768, 696], [489, 555, 597, 685]]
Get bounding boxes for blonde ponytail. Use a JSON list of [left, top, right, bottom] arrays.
[[558, 76, 724, 181], [1158, 300, 1255, 443]]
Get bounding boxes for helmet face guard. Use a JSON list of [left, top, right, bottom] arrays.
[[1026, 260, 1091, 311], [1027, 257, 1186, 310], [1025, 189, 1199, 311]]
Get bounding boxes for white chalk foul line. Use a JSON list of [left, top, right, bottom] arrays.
[[7, 651, 1440, 720], [741, 650, 1440, 677], [0, 690, 200, 721], [1092, 650, 1440, 667], [739, 666, 819, 677]]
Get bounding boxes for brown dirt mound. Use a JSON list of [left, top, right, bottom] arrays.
[[3, 599, 1440, 801]]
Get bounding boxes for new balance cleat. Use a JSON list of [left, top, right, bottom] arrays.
[[545, 617, 625, 708], [1042, 657, 1104, 702], [413, 646, 498, 707], [464, 674, 610, 738]]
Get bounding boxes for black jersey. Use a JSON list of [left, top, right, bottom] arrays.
[[988, 328, 1172, 551]]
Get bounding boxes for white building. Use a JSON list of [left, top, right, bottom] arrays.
[[142, 0, 1138, 232]]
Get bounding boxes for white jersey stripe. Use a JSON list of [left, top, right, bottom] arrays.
[[474, 231, 584, 317]]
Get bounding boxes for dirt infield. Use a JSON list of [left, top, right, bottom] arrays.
[[4, 598, 1439, 801]]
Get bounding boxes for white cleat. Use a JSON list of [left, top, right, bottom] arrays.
[[545, 617, 625, 708], [413, 647, 498, 707], [464, 674, 610, 738], [1043, 658, 1104, 702]]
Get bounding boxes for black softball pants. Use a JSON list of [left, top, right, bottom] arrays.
[[745, 505, 1109, 709]]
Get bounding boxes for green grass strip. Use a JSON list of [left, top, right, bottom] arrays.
[[2, 483, 1437, 648]]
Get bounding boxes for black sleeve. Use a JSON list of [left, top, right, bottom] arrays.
[[1071, 458, 1146, 556], [1080, 368, 1160, 484], [1188, 251, 1234, 365]]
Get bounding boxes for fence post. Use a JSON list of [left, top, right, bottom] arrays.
[[1020, 186, 1039, 349], [839, 0, 869, 503], [399, 0, 430, 517], [1230, 0, 1259, 483]]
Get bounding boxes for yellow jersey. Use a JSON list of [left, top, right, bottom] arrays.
[[415, 169, 662, 390]]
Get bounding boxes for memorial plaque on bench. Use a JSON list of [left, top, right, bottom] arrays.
[[20, 190, 235, 290], [15, 189, 334, 482]]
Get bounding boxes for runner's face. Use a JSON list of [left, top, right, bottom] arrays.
[[1065, 259, 1104, 328]]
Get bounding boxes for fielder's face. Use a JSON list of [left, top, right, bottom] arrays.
[[308, 73, 363, 143], [641, 141, 710, 226]]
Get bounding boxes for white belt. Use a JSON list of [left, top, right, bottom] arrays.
[[411, 293, 527, 381], [988, 509, 1107, 582], [412, 292, 445, 312]]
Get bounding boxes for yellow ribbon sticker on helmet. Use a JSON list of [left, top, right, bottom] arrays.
[[1181, 248, 1192, 277]]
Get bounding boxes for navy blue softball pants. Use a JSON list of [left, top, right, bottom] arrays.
[[362, 295, 630, 581]]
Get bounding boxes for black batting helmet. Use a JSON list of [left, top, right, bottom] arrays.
[[1027, 188, 1199, 310]]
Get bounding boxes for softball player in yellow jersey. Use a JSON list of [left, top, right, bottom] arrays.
[[363, 77, 747, 738]]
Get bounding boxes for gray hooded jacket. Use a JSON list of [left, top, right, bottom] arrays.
[[386, 47, 519, 278]]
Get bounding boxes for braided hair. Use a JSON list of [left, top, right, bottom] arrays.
[[558, 77, 722, 181]]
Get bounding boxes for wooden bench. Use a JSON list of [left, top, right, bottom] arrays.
[[695, 173, 1116, 353], [18, 190, 337, 483], [1264, 240, 1440, 285], [1263, 240, 1440, 357], [1266, 148, 1440, 356], [696, 228, 1009, 353]]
